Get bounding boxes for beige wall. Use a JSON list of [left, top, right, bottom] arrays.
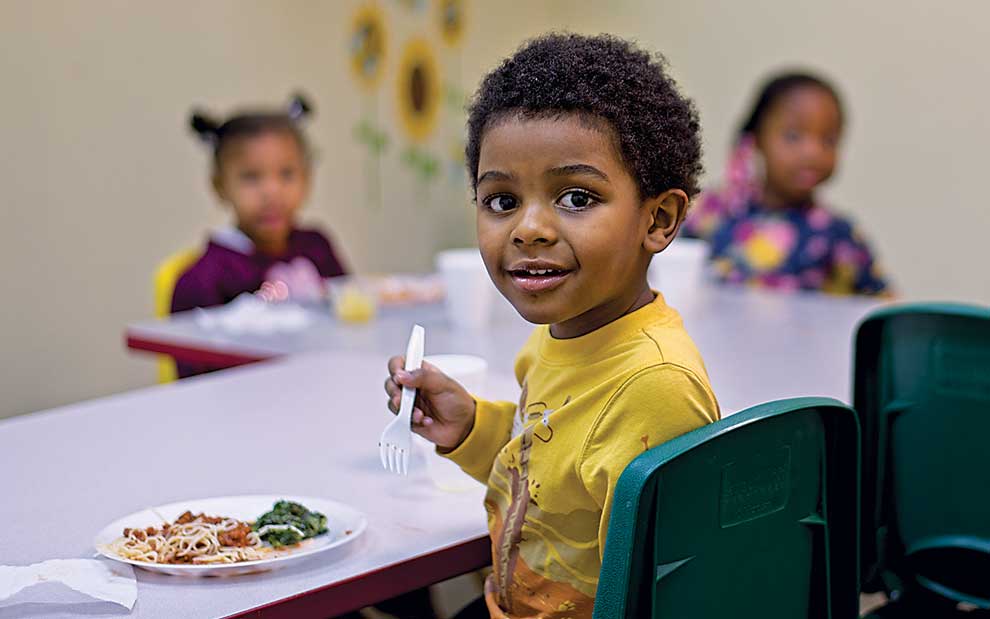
[[0, 0, 554, 418], [552, 0, 990, 304], [3, 0, 988, 418]]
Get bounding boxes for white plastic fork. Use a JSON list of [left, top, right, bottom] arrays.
[[379, 324, 425, 475]]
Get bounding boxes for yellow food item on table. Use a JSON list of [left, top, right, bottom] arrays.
[[335, 286, 377, 323]]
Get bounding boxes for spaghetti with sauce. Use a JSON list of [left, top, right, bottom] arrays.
[[100, 511, 273, 565]]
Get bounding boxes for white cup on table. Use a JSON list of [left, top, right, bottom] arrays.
[[435, 248, 495, 330], [647, 237, 709, 304], [415, 354, 488, 492]]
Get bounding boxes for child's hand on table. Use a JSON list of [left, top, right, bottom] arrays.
[[384, 357, 476, 452]]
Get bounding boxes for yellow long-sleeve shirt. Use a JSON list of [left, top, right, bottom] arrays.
[[445, 293, 720, 618]]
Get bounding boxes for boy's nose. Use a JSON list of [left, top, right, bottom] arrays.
[[511, 203, 558, 246]]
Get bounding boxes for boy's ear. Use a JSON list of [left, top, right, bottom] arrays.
[[643, 189, 689, 254]]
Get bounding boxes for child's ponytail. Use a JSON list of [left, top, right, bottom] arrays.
[[286, 94, 313, 122], [190, 112, 221, 145]]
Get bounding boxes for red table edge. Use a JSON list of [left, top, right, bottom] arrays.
[[125, 332, 275, 369], [224, 535, 492, 619]]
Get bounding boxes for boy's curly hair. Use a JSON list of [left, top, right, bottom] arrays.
[[466, 33, 703, 199]]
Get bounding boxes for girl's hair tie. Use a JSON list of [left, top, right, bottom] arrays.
[[287, 93, 313, 122], [189, 112, 221, 145]]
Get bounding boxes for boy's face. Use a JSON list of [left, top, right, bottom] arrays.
[[213, 131, 309, 254], [756, 86, 841, 206], [475, 115, 675, 338]]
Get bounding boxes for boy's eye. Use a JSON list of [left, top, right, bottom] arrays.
[[783, 129, 801, 143], [239, 170, 261, 183], [558, 190, 596, 210], [281, 168, 297, 181], [484, 195, 518, 213]]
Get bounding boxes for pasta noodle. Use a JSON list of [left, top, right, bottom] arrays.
[[101, 511, 274, 565]]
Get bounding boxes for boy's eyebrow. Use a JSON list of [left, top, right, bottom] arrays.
[[477, 170, 514, 184], [546, 164, 610, 182]]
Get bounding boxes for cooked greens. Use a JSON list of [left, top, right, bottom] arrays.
[[253, 501, 328, 547]]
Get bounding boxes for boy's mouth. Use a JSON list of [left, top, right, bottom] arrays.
[[506, 262, 573, 293]]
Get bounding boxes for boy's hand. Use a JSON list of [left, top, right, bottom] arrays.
[[384, 356, 476, 451]]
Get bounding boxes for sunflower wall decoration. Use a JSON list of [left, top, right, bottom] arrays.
[[349, 4, 386, 90], [347, 1, 469, 199], [438, 0, 465, 47], [396, 37, 441, 142], [348, 3, 390, 208], [438, 0, 468, 187], [395, 36, 442, 183]]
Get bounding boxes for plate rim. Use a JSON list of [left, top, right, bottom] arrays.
[[93, 494, 367, 572]]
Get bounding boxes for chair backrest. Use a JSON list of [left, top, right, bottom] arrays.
[[594, 397, 860, 619], [153, 248, 200, 383], [854, 303, 990, 605]]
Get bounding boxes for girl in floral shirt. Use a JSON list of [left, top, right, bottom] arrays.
[[684, 72, 890, 295]]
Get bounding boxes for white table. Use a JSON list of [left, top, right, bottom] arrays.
[[0, 352, 516, 619], [4, 286, 883, 617], [127, 284, 883, 413]]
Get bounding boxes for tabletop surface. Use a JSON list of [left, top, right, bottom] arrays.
[[6, 286, 882, 617], [0, 352, 515, 619]]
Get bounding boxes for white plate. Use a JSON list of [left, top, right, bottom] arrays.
[[94, 495, 366, 577]]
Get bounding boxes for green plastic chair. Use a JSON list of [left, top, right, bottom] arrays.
[[595, 397, 860, 619], [854, 303, 990, 608]]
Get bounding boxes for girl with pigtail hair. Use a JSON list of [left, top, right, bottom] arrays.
[[179, 98, 442, 617], [172, 93, 349, 377]]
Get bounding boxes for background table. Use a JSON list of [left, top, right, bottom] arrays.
[[127, 285, 882, 413]]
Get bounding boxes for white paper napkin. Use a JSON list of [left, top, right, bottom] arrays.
[[195, 293, 313, 335], [0, 559, 136, 610]]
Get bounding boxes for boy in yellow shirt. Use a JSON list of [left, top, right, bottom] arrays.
[[385, 33, 720, 619]]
